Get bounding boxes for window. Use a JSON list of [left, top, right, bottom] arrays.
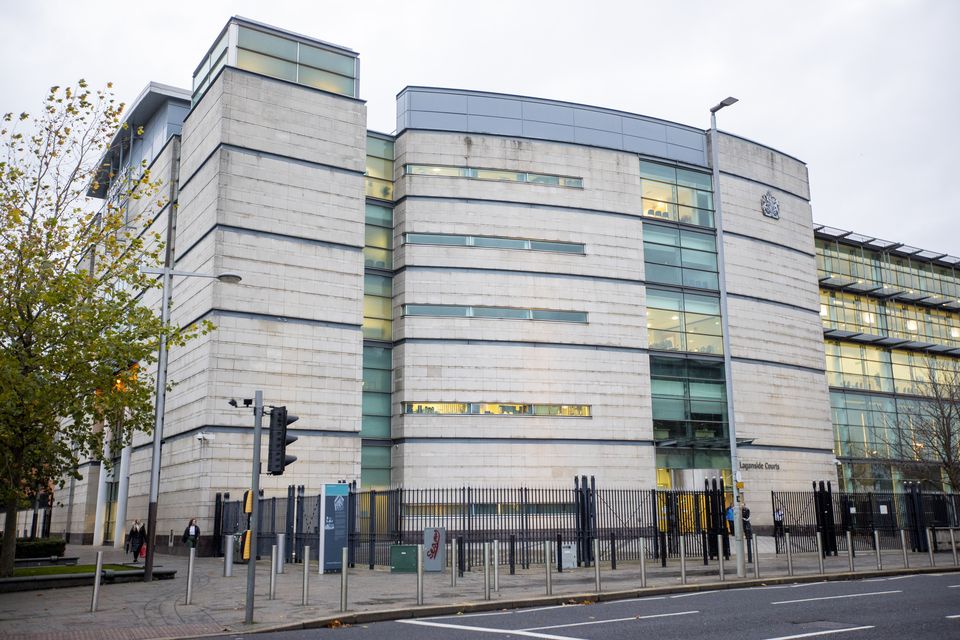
[[406, 233, 585, 255], [365, 204, 393, 269], [643, 222, 718, 290], [647, 289, 722, 354], [404, 164, 583, 188], [639, 160, 714, 228], [363, 274, 393, 341], [405, 304, 587, 323], [651, 357, 727, 442], [403, 403, 591, 417], [366, 135, 395, 201]]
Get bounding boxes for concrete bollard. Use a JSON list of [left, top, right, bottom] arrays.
[[417, 543, 424, 606], [753, 537, 760, 579], [450, 539, 457, 587], [717, 534, 725, 581], [679, 535, 686, 585], [816, 532, 825, 575], [950, 528, 958, 567], [340, 547, 348, 612], [594, 538, 602, 592], [483, 542, 491, 601], [277, 533, 286, 575], [927, 528, 936, 567], [185, 548, 196, 605], [269, 545, 277, 600], [639, 537, 647, 588], [874, 530, 882, 570], [900, 529, 909, 568], [847, 531, 855, 572], [224, 535, 234, 577], [786, 531, 794, 576], [302, 545, 310, 606], [544, 540, 552, 595], [90, 551, 103, 613]]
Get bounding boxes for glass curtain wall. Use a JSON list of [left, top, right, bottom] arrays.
[[362, 134, 394, 488]]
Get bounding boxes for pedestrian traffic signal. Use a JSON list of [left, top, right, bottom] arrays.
[[242, 490, 253, 514], [267, 406, 298, 475]]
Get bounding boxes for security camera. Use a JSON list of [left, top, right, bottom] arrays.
[[196, 432, 216, 442], [228, 399, 238, 408]]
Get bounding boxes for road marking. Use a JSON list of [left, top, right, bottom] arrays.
[[760, 626, 874, 640], [671, 590, 719, 598], [948, 585, 960, 588], [771, 590, 901, 605], [946, 614, 960, 619], [398, 619, 582, 640], [427, 604, 575, 619], [522, 610, 699, 631]]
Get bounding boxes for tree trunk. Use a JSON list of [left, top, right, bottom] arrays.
[[1, 497, 19, 577]]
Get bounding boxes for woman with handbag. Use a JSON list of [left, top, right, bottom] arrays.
[[128, 519, 145, 563], [182, 518, 200, 549]]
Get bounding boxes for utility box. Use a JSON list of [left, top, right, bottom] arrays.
[[560, 543, 576, 569], [390, 544, 418, 573]]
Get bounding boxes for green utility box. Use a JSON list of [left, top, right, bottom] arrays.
[[390, 544, 418, 573]]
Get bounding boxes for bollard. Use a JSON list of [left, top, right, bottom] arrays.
[[302, 545, 310, 606], [611, 532, 618, 570], [509, 534, 516, 575], [269, 545, 277, 600], [874, 530, 882, 570], [169, 529, 175, 547], [417, 543, 424, 606], [277, 533, 286, 575], [786, 531, 794, 576], [717, 534, 725, 581], [753, 536, 761, 578], [544, 540, 552, 595], [659, 531, 667, 568], [224, 535, 234, 577], [450, 539, 457, 586], [900, 529, 909, 568], [483, 542, 491, 601], [594, 538, 602, 592], [90, 551, 103, 613], [927, 528, 936, 567], [950, 528, 958, 566], [493, 539, 502, 591], [846, 531, 855, 572], [639, 537, 647, 588], [185, 548, 196, 605], [556, 533, 563, 573], [679, 535, 687, 585], [340, 547, 348, 612], [816, 532, 825, 575]]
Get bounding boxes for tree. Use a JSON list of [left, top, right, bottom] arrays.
[[0, 81, 198, 576], [886, 357, 960, 492]]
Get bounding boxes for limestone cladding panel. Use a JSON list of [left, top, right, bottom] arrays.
[[50, 466, 98, 537], [180, 73, 225, 182], [392, 342, 651, 440], [720, 177, 816, 256], [119, 432, 359, 535], [174, 147, 220, 258], [162, 313, 362, 437], [394, 132, 643, 216], [726, 297, 826, 370], [723, 235, 820, 311], [392, 442, 656, 487], [737, 449, 838, 526], [219, 69, 366, 173], [716, 133, 810, 201], [730, 360, 832, 451], [394, 198, 644, 282], [394, 270, 646, 349]]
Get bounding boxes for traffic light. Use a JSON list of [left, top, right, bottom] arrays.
[[267, 406, 298, 475]]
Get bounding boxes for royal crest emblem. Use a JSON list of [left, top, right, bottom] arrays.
[[760, 190, 780, 220]]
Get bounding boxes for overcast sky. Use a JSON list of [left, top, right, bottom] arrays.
[[2, 0, 957, 255]]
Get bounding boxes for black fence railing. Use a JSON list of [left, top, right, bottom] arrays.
[[215, 478, 736, 568], [771, 482, 960, 555]]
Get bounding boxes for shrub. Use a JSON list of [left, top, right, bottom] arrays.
[[15, 538, 66, 558]]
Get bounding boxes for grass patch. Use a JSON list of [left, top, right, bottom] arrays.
[[13, 564, 136, 577]]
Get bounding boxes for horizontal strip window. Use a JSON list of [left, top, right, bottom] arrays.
[[406, 233, 584, 255], [405, 304, 587, 323], [404, 164, 583, 188], [404, 402, 591, 417]]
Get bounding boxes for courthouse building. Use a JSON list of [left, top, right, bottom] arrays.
[[49, 17, 960, 547]]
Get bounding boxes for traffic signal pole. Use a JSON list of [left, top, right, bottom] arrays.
[[244, 391, 263, 625]]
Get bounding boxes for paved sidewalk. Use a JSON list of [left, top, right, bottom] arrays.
[[1, 537, 957, 640]]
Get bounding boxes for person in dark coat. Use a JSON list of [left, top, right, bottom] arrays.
[[128, 519, 145, 562], [182, 518, 200, 549]]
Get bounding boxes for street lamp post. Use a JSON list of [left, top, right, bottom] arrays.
[[141, 267, 241, 582], [709, 96, 747, 578]]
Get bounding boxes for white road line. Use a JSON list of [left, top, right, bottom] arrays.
[[946, 614, 960, 619], [427, 604, 575, 619], [760, 626, 874, 640], [521, 610, 699, 631], [771, 590, 901, 605], [398, 619, 582, 640], [671, 590, 719, 598], [948, 585, 960, 588]]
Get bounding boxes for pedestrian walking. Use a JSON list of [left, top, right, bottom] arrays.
[[182, 518, 200, 549], [128, 519, 145, 563], [725, 503, 735, 535], [773, 507, 785, 537]]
